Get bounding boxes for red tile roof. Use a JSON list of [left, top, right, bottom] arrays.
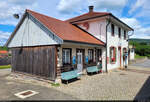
[[66, 11, 133, 31], [26, 9, 105, 45], [0, 51, 8, 54], [66, 12, 110, 23]]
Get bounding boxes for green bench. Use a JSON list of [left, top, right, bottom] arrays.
[[61, 70, 81, 84], [86, 65, 102, 74]]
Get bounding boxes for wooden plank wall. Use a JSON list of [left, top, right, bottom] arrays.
[[11, 46, 56, 81]]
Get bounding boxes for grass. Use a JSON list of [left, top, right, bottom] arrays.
[[0, 65, 11, 69], [135, 54, 146, 59], [51, 83, 60, 87]]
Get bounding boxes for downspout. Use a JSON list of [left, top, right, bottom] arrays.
[[105, 17, 111, 73]]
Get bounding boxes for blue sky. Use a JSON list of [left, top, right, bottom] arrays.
[[0, 0, 150, 46]]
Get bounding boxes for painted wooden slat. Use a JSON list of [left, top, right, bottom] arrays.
[[11, 46, 56, 80]]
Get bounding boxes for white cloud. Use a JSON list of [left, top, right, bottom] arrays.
[[88, 0, 127, 10], [88, 0, 128, 16], [57, 0, 128, 17], [129, 0, 147, 14], [120, 17, 150, 39], [0, 31, 11, 46], [129, 0, 150, 18], [57, 0, 85, 14], [0, 0, 38, 25]]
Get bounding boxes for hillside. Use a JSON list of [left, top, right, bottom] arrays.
[[0, 46, 8, 51], [129, 38, 150, 44]]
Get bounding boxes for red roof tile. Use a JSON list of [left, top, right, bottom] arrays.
[[26, 9, 104, 45], [66, 12, 110, 23], [0, 51, 8, 54]]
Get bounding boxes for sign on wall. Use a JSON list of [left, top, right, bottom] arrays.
[[85, 56, 88, 63], [72, 56, 76, 64]]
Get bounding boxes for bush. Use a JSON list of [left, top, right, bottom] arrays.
[[130, 41, 150, 58], [147, 55, 150, 59]]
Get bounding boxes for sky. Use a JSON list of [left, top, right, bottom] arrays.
[[0, 0, 150, 46]]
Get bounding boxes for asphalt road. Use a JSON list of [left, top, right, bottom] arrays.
[[131, 59, 150, 68], [0, 69, 77, 100]]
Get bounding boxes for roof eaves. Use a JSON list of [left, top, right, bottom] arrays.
[[64, 40, 105, 46], [109, 13, 134, 31], [69, 14, 110, 24]]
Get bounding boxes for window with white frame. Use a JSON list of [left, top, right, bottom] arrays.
[[62, 48, 71, 65]]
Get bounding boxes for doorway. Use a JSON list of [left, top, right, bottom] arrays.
[[77, 52, 82, 74], [96, 49, 102, 63], [76, 49, 85, 74], [118, 46, 121, 67]]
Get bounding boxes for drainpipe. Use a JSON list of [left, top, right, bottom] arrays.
[[105, 17, 111, 73]]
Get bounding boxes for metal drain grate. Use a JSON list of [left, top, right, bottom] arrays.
[[14, 90, 39, 99], [20, 91, 33, 96], [120, 73, 126, 75]]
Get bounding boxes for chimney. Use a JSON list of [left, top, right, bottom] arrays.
[[89, 6, 94, 12]]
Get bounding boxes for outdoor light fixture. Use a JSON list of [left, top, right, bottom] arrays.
[[13, 13, 20, 19]]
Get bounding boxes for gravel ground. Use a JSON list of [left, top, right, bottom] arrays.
[[6, 67, 150, 100], [53, 68, 150, 100]]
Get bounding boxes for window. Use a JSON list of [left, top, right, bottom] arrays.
[[124, 30, 126, 40], [110, 47, 116, 63], [62, 48, 71, 65], [88, 49, 93, 63], [118, 27, 121, 38], [111, 24, 114, 36]]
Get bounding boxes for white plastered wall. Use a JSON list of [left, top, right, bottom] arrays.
[[107, 21, 129, 70], [78, 19, 106, 43]]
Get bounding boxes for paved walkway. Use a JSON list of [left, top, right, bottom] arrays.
[[0, 69, 77, 100], [1, 62, 150, 100], [131, 59, 150, 68], [0, 68, 11, 77], [53, 69, 150, 100]]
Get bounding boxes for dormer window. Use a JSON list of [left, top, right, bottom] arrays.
[[111, 24, 114, 36]]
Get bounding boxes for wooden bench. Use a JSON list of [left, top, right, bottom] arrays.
[[86, 65, 102, 74], [61, 70, 80, 84]]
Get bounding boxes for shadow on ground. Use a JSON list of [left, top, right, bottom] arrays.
[[134, 76, 150, 101]]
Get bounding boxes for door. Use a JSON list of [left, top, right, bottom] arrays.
[[77, 52, 83, 74], [96, 49, 102, 63], [118, 47, 121, 67]]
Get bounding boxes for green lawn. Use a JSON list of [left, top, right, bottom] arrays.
[[135, 54, 146, 59], [0, 65, 11, 69]]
